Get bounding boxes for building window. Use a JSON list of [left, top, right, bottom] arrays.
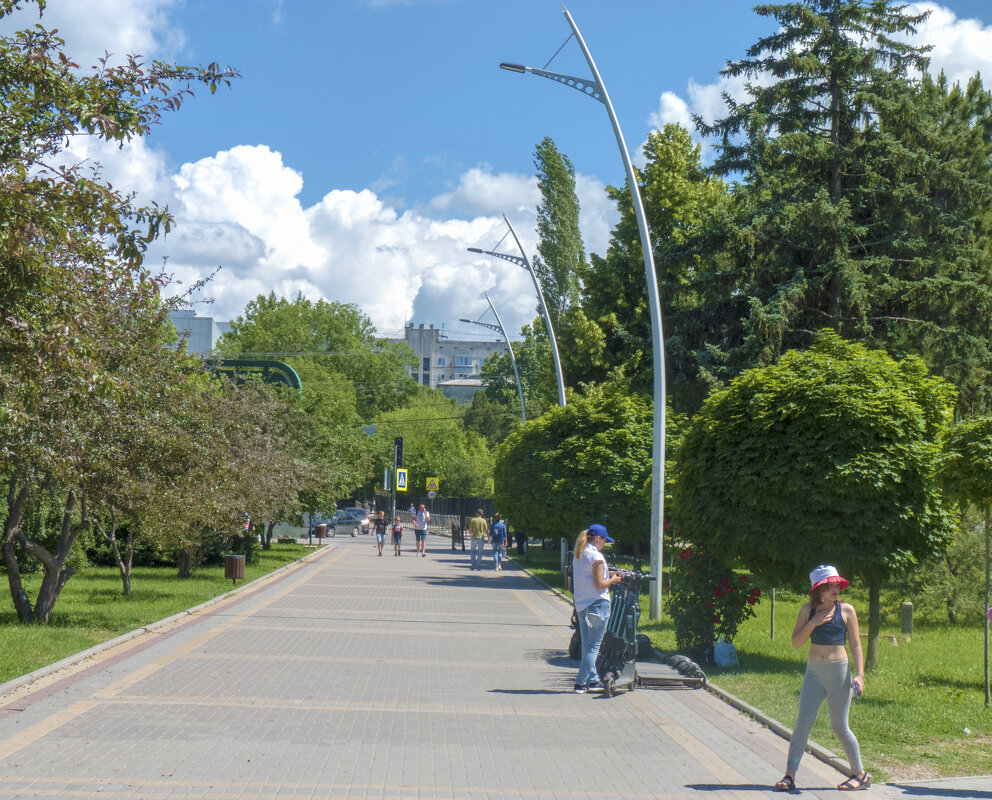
[[422, 373, 431, 385], [455, 356, 473, 367], [422, 357, 431, 372], [436, 357, 446, 367]]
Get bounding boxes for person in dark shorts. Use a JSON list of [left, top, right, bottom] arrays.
[[374, 511, 388, 556], [412, 503, 430, 557], [391, 517, 404, 556]]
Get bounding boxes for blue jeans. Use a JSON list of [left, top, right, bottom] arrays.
[[470, 537, 485, 569], [576, 598, 610, 686], [492, 541, 505, 567]]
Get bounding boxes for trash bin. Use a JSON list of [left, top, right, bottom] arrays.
[[313, 523, 327, 541], [224, 553, 245, 585]]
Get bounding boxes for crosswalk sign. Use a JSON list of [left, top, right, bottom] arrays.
[[426, 477, 439, 491], [396, 468, 408, 492]]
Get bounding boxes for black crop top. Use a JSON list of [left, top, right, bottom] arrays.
[[809, 601, 847, 646]]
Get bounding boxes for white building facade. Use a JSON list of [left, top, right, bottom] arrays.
[[392, 322, 508, 394]]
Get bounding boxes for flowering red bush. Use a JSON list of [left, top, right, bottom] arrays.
[[667, 543, 759, 659]]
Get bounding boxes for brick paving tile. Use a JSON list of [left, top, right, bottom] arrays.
[[0, 537, 898, 799]]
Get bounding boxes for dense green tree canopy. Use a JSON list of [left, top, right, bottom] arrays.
[[372, 390, 493, 499], [217, 292, 417, 419], [532, 137, 585, 325], [0, 0, 238, 620], [673, 331, 956, 665], [493, 388, 653, 546], [688, 0, 992, 412]]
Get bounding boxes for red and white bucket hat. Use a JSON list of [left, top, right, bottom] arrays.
[[809, 565, 849, 595]]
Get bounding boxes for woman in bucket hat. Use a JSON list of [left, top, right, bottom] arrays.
[[774, 565, 871, 792]]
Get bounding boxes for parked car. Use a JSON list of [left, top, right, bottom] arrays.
[[329, 507, 370, 535]]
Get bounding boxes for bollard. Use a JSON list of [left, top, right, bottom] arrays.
[[560, 538, 568, 577], [900, 601, 913, 635]]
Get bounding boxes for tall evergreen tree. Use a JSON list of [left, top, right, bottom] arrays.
[[693, 0, 992, 412], [582, 124, 728, 408]]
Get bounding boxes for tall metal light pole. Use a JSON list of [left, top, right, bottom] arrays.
[[468, 213, 566, 408], [500, 3, 667, 618], [460, 294, 527, 422]]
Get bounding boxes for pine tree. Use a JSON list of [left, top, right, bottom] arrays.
[[693, 0, 992, 412]]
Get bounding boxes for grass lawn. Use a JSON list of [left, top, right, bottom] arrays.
[[516, 545, 992, 780], [0, 542, 314, 685]]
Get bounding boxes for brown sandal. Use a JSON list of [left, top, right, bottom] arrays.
[[774, 775, 795, 792], [838, 771, 872, 790]]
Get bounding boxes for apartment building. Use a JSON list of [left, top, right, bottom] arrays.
[[393, 322, 508, 395]]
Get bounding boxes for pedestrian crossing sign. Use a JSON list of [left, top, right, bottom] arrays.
[[396, 468, 408, 492], [426, 477, 439, 491]]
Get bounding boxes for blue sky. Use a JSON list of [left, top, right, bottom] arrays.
[[6, 0, 992, 341]]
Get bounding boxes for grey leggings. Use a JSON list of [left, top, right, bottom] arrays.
[[786, 659, 863, 775]]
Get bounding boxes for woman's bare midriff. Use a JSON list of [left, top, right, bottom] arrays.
[[809, 643, 847, 662]]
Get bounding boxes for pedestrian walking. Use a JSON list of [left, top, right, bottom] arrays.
[[774, 565, 870, 792], [413, 503, 430, 557], [571, 524, 622, 693], [489, 512, 508, 571], [373, 511, 387, 556], [391, 516, 404, 556], [468, 508, 488, 570]]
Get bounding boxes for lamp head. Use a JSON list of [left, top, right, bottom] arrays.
[[467, 247, 483, 253], [499, 62, 528, 74]]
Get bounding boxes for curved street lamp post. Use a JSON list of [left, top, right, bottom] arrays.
[[500, 4, 667, 618], [468, 213, 566, 408], [460, 293, 527, 423]]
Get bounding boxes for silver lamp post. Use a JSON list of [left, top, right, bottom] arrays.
[[468, 212, 566, 408], [460, 294, 526, 422], [500, 3, 667, 618]]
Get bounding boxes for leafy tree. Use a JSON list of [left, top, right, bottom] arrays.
[[673, 331, 956, 668], [582, 124, 728, 407], [493, 387, 653, 547], [0, 0, 236, 620], [691, 1, 992, 413], [217, 293, 417, 419], [372, 390, 493, 498], [937, 416, 992, 705], [462, 390, 520, 448], [532, 137, 585, 325]]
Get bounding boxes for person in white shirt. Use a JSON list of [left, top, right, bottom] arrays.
[[412, 504, 430, 557], [571, 523, 621, 693]]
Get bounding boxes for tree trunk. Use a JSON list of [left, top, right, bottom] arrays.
[[865, 576, 881, 671], [3, 482, 35, 623], [984, 506, 990, 707], [261, 520, 276, 551], [30, 491, 87, 623], [177, 549, 193, 579]]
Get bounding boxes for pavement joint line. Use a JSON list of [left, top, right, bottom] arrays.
[[97, 695, 593, 717], [0, 547, 351, 760], [0, 699, 98, 761], [0, 543, 338, 704], [630, 691, 751, 791], [92, 547, 349, 700], [0, 777, 689, 800], [512, 588, 567, 627]]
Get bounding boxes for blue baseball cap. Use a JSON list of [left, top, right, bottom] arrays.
[[588, 523, 613, 542]]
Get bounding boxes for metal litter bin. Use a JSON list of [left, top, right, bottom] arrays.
[[224, 553, 245, 585]]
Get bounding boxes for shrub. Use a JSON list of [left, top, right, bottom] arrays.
[[668, 543, 759, 662]]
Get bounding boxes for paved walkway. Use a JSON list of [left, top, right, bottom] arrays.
[[0, 536, 987, 799]]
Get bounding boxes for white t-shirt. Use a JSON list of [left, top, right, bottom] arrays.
[[573, 544, 609, 611], [413, 510, 430, 530]]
